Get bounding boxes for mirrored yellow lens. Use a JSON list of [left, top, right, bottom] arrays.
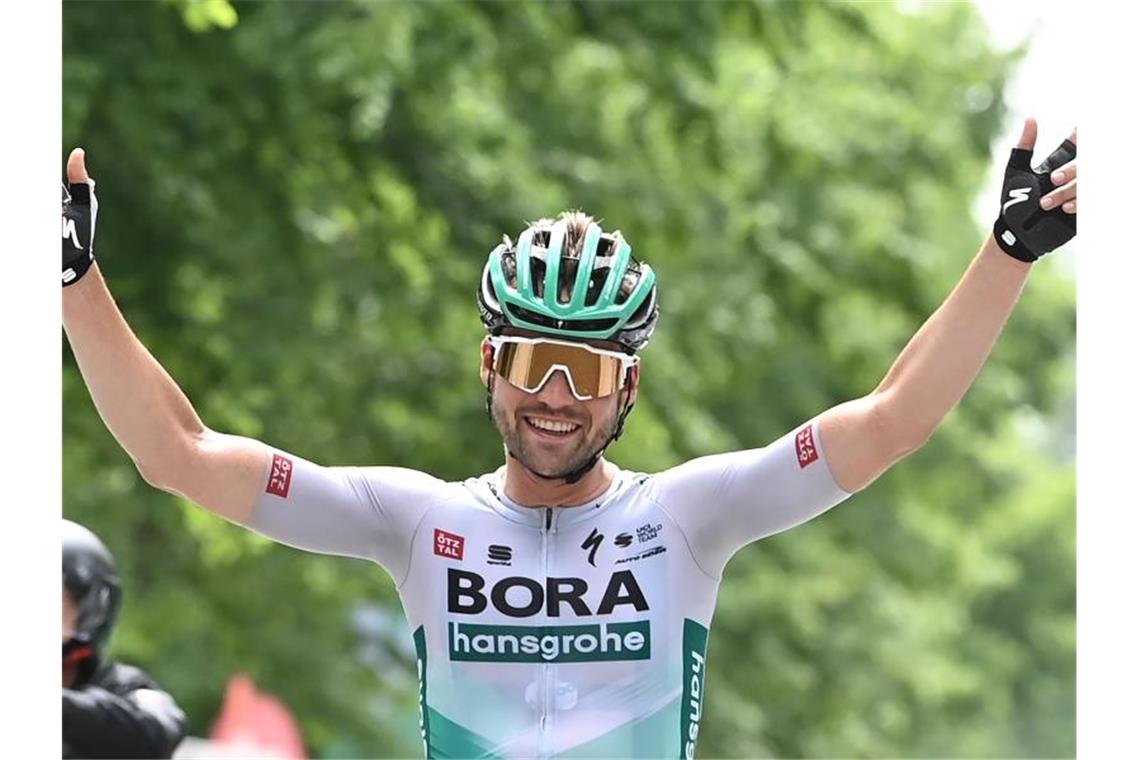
[[493, 341, 627, 399]]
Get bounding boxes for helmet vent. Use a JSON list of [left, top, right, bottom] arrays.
[[586, 269, 608, 306], [614, 261, 642, 305], [558, 257, 579, 304], [529, 258, 547, 299], [502, 252, 517, 286]]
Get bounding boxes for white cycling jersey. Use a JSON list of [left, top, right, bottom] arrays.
[[244, 420, 850, 758]]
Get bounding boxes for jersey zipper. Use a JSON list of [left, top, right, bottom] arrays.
[[539, 506, 555, 758]]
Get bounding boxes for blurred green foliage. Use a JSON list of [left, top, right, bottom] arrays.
[[63, 1, 1074, 757]]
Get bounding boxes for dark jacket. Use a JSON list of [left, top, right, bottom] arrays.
[[63, 661, 187, 759]]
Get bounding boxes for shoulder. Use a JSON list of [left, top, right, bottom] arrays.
[[90, 661, 159, 695], [334, 465, 467, 503], [337, 464, 451, 486], [624, 449, 767, 497]]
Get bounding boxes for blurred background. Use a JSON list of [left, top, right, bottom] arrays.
[[62, 1, 1074, 757]]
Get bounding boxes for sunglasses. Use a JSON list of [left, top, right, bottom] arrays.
[[488, 335, 638, 401]]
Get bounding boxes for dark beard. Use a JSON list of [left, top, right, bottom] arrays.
[[490, 393, 619, 480]]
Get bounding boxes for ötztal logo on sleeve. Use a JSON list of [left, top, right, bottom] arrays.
[[795, 425, 819, 469], [434, 529, 465, 560], [265, 454, 294, 498]]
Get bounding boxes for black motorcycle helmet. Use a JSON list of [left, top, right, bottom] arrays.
[[63, 520, 122, 681]]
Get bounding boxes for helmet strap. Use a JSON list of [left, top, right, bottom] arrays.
[[484, 373, 494, 421], [63, 637, 98, 684]]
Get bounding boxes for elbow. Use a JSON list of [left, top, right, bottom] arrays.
[[134, 457, 175, 492], [897, 425, 936, 456], [131, 433, 204, 495], [870, 392, 937, 458]]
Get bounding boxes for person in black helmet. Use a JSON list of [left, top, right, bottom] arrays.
[[63, 520, 188, 759]]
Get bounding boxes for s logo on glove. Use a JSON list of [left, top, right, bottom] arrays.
[[992, 138, 1076, 262], [62, 179, 98, 286]]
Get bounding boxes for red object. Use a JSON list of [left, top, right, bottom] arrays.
[[795, 425, 819, 469], [265, 454, 294, 498], [434, 528, 465, 560], [210, 674, 307, 758]]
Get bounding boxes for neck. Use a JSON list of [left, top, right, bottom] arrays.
[[502, 454, 616, 507]]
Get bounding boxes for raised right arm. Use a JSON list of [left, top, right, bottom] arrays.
[[64, 262, 439, 574], [61, 149, 438, 570], [61, 146, 269, 522], [63, 262, 270, 523]]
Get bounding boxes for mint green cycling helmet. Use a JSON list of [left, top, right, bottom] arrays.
[[478, 213, 658, 352]]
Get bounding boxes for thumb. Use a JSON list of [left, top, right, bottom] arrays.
[[1015, 117, 1038, 151], [67, 147, 90, 184]]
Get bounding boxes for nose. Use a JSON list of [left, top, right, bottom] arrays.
[[534, 368, 579, 406]]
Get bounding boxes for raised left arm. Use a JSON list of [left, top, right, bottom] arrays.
[[818, 118, 1076, 493]]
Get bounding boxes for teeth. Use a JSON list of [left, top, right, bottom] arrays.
[[526, 417, 580, 433]]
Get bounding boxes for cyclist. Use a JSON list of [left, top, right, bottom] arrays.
[[61, 117, 1075, 758], [62, 519, 188, 758]]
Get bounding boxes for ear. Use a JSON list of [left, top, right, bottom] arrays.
[[480, 339, 494, 387], [625, 363, 640, 406]]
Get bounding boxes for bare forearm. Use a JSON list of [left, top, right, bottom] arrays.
[[875, 233, 1032, 444], [820, 119, 1075, 493], [62, 264, 206, 484]]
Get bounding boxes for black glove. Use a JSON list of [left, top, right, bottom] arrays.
[[62, 179, 97, 286], [992, 138, 1076, 262]]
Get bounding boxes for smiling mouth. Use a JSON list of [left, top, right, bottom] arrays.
[[523, 415, 582, 437]]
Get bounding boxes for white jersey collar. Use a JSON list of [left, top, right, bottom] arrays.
[[469, 466, 627, 529]]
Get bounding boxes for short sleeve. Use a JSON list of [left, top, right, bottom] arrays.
[[243, 450, 446, 584], [649, 419, 851, 577]]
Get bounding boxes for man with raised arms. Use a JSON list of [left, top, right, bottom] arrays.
[[61, 118, 1076, 758]]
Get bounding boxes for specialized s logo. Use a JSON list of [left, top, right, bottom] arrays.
[[265, 454, 293, 498], [1003, 186, 1032, 214], [434, 529, 465, 560], [62, 217, 82, 250], [581, 528, 604, 566], [795, 425, 819, 468]]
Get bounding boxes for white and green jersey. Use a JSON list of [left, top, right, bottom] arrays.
[[245, 420, 850, 758]]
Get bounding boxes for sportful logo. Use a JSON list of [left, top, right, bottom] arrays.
[[795, 425, 819, 468], [434, 529, 465, 560], [265, 454, 293, 498], [613, 532, 633, 548], [487, 544, 512, 565]]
